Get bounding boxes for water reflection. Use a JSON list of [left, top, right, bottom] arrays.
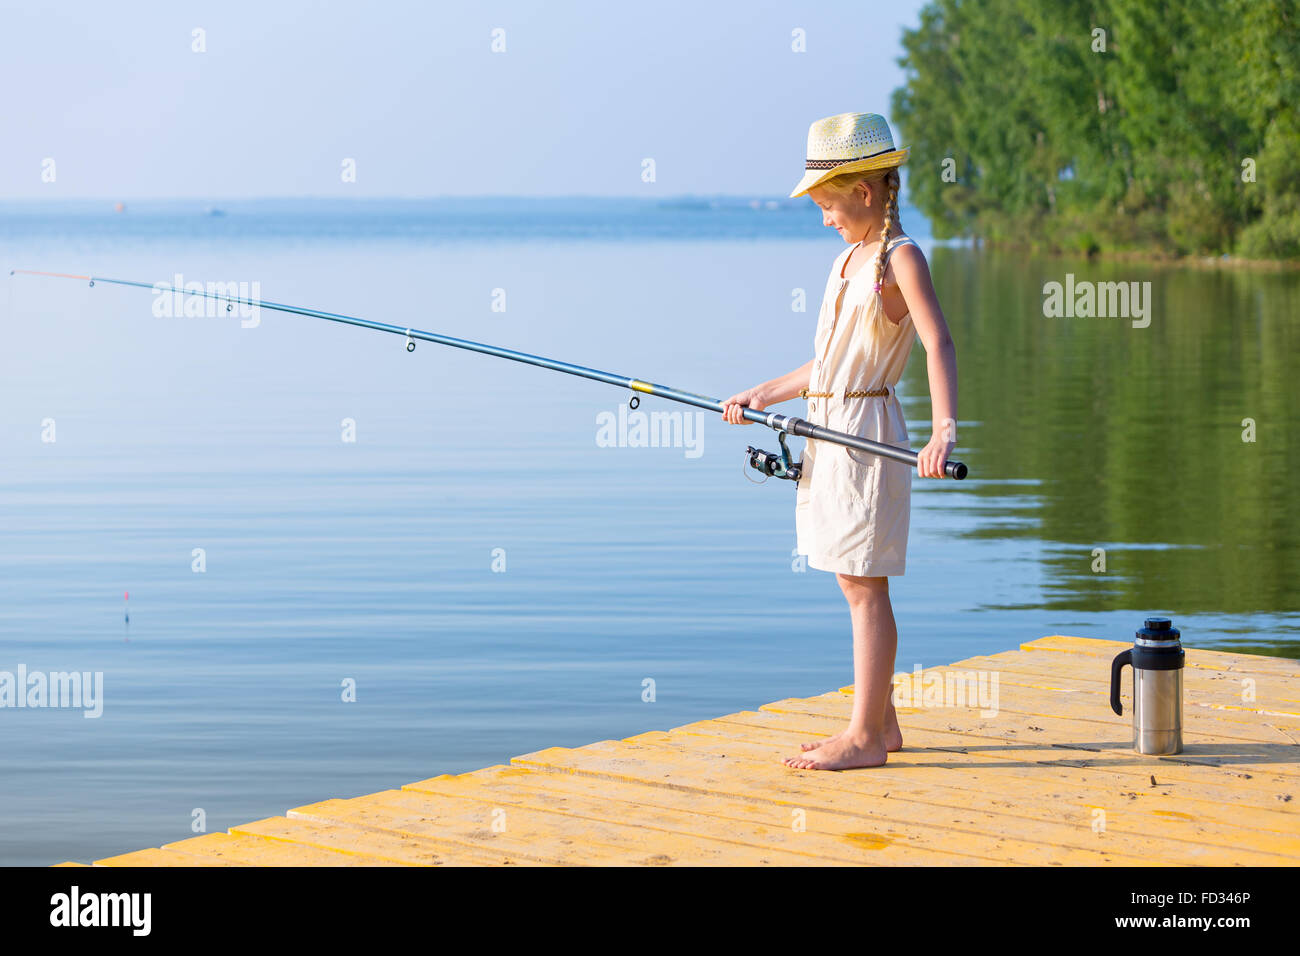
[[914, 247, 1299, 656]]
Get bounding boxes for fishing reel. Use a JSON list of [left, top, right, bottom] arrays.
[[746, 430, 802, 482]]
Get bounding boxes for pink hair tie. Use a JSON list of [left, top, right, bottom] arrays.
[[873, 282, 882, 293]]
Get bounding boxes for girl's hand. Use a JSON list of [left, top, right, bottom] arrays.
[[721, 387, 766, 425], [917, 433, 956, 478]]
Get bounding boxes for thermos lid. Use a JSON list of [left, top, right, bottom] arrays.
[[1137, 617, 1181, 643]]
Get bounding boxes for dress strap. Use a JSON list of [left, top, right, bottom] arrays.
[[879, 235, 917, 270], [866, 235, 918, 293]]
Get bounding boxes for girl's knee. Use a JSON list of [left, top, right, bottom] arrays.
[[836, 573, 889, 602]]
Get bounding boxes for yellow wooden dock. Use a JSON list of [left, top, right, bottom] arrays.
[[65, 635, 1300, 866]]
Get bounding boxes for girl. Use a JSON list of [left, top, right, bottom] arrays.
[[722, 112, 958, 771]]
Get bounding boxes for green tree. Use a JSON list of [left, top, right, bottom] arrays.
[[892, 0, 1299, 259]]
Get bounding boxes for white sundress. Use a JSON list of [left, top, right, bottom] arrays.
[[794, 234, 920, 576]]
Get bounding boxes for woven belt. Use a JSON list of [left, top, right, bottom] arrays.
[[800, 386, 890, 399]]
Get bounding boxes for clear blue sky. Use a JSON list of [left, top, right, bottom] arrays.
[[1, 0, 927, 199]]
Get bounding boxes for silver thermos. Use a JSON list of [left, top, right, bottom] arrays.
[[1109, 617, 1185, 755]]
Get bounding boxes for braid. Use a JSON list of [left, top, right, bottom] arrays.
[[871, 168, 901, 294]]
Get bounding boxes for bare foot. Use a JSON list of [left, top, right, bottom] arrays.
[[784, 732, 888, 770], [801, 718, 903, 753]]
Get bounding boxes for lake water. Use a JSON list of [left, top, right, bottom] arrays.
[[1, 198, 1296, 865]]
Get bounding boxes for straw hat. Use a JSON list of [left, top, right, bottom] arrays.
[[788, 112, 909, 199]]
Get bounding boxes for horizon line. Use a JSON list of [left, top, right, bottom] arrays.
[[0, 193, 912, 205]]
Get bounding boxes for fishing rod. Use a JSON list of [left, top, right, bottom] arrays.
[[10, 269, 968, 481]]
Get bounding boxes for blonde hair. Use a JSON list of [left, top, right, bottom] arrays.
[[818, 166, 902, 293]]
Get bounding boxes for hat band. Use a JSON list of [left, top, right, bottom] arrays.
[[805, 145, 895, 170]]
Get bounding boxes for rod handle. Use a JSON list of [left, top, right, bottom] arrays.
[[945, 460, 968, 480]]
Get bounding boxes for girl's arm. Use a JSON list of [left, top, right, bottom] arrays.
[[891, 246, 958, 478], [721, 359, 813, 424]]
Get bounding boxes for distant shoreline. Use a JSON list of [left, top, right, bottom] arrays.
[[970, 239, 1300, 272]]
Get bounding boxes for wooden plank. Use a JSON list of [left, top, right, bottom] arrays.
[[880, 670, 1300, 746], [1023, 636, 1300, 676], [513, 737, 1296, 865], [406, 765, 1139, 865], [764, 691, 1300, 790], [994, 641, 1299, 683], [288, 788, 814, 865], [709, 708, 1299, 825], [763, 704, 1299, 803], [95, 847, 241, 867], [230, 815, 529, 866], [940, 651, 1300, 715], [629, 728, 1297, 861], [767, 689, 1300, 777], [160, 830, 399, 866], [956, 644, 1300, 690], [680, 714, 1300, 848], [405, 769, 1019, 865]]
